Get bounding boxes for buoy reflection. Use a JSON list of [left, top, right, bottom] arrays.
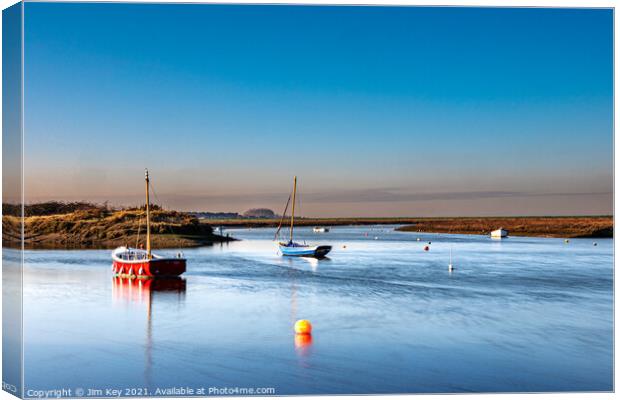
[[294, 333, 313, 356]]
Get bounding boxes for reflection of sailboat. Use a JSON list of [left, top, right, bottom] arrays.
[[111, 169, 186, 278], [112, 277, 186, 388], [275, 176, 331, 258]]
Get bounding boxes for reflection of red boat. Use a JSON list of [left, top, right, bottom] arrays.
[[111, 169, 186, 278], [111, 276, 186, 385], [112, 276, 186, 303]]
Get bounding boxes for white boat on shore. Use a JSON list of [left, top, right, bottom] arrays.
[[491, 228, 508, 238]]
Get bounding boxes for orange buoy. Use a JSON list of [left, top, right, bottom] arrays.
[[294, 319, 312, 334], [424, 245, 430, 251]]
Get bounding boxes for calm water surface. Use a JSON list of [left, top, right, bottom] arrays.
[[22, 226, 613, 395]]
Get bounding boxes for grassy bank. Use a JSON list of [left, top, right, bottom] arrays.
[[3, 205, 234, 249], [394, 216, 612, 238], [207, 216, 613, 238]]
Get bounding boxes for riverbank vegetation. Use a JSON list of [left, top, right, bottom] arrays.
[[394, 216, 612, 238], [2, 202, 234, 249]]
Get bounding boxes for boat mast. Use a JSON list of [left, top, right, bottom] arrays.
[[290, 176, 297, 242], [145, 169, 151, 259]]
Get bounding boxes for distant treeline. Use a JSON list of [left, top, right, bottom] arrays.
[[190, 208, 278, 219], [2, 201, 165, 218], [191, 211, 242, 219], [3, 201, 103, 217], [6, 202, 277, 220]]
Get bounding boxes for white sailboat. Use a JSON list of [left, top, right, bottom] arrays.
[[275, 176, 331, 258]]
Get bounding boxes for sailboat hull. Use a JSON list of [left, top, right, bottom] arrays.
[[112, 247, 186, 277], [279, 243, 332, 258], [113, 258, 186, 277]]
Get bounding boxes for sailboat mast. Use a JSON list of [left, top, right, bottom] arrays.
[[290, 176, 297, 242], [145, 169, 151, 259]]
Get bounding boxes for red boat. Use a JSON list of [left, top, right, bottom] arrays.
[[111, 169, 186, 278], [112, 247, 186, 277]]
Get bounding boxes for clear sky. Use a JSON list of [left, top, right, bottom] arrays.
[[23, 3, 613, 217]]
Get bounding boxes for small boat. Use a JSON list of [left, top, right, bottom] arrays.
[[313, 226, 329, 233], [490, 228, 508, 238], [111, 169, 186, 278], [280, 242, 332, 258], [275, 176, 331, 258]]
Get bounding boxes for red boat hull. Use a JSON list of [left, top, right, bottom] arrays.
[[112, 258, 186, 278]]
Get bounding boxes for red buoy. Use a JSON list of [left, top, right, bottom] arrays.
[[294, 319, 312, 334]]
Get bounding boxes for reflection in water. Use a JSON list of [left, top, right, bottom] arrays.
[[290, 273, 314, 364], [22, 229, 613, 393], [301, 256, 331, 272], [112, 276, 186, 304], [217, 241, 231, 251], [111, 277, 186, 389], [294, 333, 313, 355]]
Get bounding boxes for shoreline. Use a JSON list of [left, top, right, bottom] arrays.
[[2, 233, 236, 251], [211, 216, 613, 238], [3, 212, 612, 250]]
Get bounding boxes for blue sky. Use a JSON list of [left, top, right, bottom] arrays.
[[23, 4, 613, 216]]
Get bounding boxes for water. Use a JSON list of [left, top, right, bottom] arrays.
[[20, 226, 613, 395]]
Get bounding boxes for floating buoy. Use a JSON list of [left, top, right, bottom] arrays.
[[374, 236, 379, 240], [564, 239, 570, 244], [343, 245, 347, 249], [593, 242, 598, 246], [424, 245, 430, 251], [416, 238, 421, 241], [428, 241, 432, 245], [294, 319, 312, 334]]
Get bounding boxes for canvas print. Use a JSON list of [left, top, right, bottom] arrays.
[[2, 2, 614, 398]]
